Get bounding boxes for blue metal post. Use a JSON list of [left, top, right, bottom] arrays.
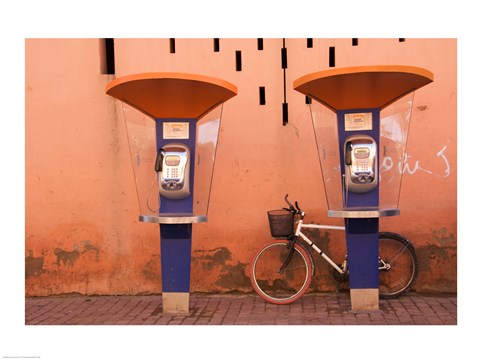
[[337, 109, 380, 306], [156, 118, 197, 311]]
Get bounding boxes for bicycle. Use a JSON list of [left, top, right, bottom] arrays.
[[250, 195, 419, 305]]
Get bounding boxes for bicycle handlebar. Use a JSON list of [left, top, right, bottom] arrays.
[[295, 201, 303, 214], [284, 194, 305, 217], [284, 194, 294, 209]]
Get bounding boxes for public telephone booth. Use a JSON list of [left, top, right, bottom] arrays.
[[106, 73, 237, 313], [294, 66, 433, 310]]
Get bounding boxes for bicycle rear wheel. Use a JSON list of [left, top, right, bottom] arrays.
[[378, 232, 419, 299], [250, 240, 313, 304]]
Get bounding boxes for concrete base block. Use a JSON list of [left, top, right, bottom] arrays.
[[350, 288, 379, 311], [162, 292, 190, 314]]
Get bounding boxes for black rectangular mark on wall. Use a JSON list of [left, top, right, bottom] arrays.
[[104, 38, 115, 74], [329, 46, 335, 67], [281, 47, 288, 69], [257, 38, 264, 50], [307, 38, 313, 48], [352, 38, 359, 46], [282, 38, 288, 126], [259, 87, 266, 105], [169, 38, 176, 53], [399, 38, 405, 42], [213, 38, 220, 52], [282, 103, 289, 126], [235, 50, 242, 71]]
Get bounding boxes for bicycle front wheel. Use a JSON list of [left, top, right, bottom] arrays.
[[250, 240, 313, 304], [378, 232, 419, 299]]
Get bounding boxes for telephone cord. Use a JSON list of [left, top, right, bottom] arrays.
[[343, 174, 348, 208], [146, 172, 161, 213]]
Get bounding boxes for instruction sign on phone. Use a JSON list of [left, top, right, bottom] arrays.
[[163, 122, 189, 139], [344, 112, 372, 131]]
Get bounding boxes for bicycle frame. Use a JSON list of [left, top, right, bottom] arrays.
[[253, 196, 418, 303], [294, 219, 346, 275]]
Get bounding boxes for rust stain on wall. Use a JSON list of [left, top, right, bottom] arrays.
[[414, 228, 457, 293], [192, 247, 250, 291], [142, 255, 160, 281], [300, 229, 346, 292], [302, 228, 333, 254], [54, 248, 80, 267], [25, 223, 105, 295], [193, 247, 232, 271], [25, 250, 45, 278], [54, 240, 100, 267], [431, 227, 456, 247], [215, 263, 250, 290]]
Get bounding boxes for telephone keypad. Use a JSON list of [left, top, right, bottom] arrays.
[[166, 168, 179, 179], [355, 160, 370, 172]]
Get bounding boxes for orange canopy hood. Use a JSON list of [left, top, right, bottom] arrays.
[[106, 72, 238, 119], [293, 65, 433, 112]]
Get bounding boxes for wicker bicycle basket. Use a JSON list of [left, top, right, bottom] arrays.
[[267, 209, 294, 237]]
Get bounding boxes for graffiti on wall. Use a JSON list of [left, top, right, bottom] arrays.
[[381, 140, 452, 178]]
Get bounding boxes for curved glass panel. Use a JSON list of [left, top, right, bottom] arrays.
[[308, 100, 343, 210], [119, 102, 223, 219], [308, 91, 414, 213], [120, 103, 158, 215], [379, 92, 414, 209], [193, 105, 223, 216]]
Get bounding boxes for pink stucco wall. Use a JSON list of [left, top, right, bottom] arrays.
[[25, 38, 456, 296]]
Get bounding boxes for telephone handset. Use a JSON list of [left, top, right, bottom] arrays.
[[344, 135, 378, 193], [155, 143, 191, 200]]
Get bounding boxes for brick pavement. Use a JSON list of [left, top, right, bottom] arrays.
[[25, 291, 456, 325]]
